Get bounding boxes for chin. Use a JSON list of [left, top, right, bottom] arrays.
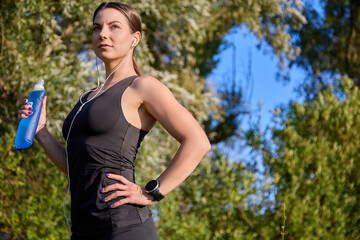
[[95, 53, 115, 62]]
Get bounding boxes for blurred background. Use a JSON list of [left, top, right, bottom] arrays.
[[1, 0, 359, 239]]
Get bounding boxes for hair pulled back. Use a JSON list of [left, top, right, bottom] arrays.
[[93, 2, 142, 75]]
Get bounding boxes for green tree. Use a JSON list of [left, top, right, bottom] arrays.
[[289, 0, 360, 95], [0, 0, 305, 238], [244, 1, 360, 237], [247, 77, 360, 239], [156, 149, 261, 240]]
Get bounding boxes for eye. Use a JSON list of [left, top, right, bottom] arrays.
[[111, 24, 120, 29], [93, 26, 100, 31]]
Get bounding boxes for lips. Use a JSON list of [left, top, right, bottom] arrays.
[[99, 43, 112, 48]]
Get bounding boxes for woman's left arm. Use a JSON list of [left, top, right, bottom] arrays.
[[139, 76, 211, 196], [102, 76, 211, 207]]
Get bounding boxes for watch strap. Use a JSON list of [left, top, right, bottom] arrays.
[[151, 189, 164, 201]]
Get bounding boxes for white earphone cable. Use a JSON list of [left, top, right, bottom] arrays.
[[62, 46, 133, 231]]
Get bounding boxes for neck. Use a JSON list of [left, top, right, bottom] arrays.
[[102, 55, 137, 87]]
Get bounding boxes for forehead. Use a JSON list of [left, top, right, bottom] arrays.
[[93, 8, 128, 25]]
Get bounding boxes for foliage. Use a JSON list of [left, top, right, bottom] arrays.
[[156, 150, 258, 240], [247, 77, 360, 239], [0, 0, 305, 239], [1, 0, 97, 238], [290, 0, 360, 95]]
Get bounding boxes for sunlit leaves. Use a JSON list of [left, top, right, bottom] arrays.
[[0, 0, 306, 239], [250, 77, 360, 239]]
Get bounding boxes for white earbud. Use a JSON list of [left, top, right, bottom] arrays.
[[131, 38, 137, 48]]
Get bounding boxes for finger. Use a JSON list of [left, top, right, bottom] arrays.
[[100, 182, 128, 193], [18, 111, 29, 117], [19, 108, 33, 116], [18, 113, 26, 121], [17, 110, 31, 121], [21, 105, 33, 111], [20, 105, 33, 114], [106, 173, 132, 185], [102, 191, 129, 202], [110, 198, 131, 208], [17, 99, 32, 122], [42, 96, 47, 111]]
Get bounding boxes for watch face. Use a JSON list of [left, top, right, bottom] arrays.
[[145, 180, 158, 192]]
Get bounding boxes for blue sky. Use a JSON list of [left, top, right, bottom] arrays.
[[208, 0, 322, 131], [206, 25, 309, 165], [206, 0, 324, 165], [206, 25, 310, 198], [208, 26, 305, 130]]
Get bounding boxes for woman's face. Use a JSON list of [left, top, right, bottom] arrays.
[[92, 8, 134, 62]]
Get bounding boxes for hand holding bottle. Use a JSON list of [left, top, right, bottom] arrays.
[[15, 79, 46, 149], [18, 96, 48, 135]]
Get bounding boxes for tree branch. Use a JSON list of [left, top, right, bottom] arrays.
[[346, 0, 356, 79], [0, 15, 4, 59], [234, 203, 255, 227], [209, 2, 232, 24], [43, 21, 80, 58]]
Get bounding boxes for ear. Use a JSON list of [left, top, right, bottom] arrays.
[[131, 31, 141, 48]]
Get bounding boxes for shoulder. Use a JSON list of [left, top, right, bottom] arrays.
[[132, 75, 166, 89], [132, 75, 173, 100]]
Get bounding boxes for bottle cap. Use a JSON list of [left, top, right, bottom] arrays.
[[34, 79, 45, 90]]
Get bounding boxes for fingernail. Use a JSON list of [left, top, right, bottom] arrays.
[[102, 197, 106, 202], [25, 114, 29, 117], [29, 107, 32, 110], [109, 205, 113, 208], [106, 173, 109, 177], [100, 188, 104, 193], [29, 111, 33, 115]]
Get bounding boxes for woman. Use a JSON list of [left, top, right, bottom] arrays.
[[18, 2, 210, 239]]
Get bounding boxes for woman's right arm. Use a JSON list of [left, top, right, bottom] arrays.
[[18, 97, 68, 174]]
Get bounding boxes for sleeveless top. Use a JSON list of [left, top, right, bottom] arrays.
[[62, 76, 151, 237]]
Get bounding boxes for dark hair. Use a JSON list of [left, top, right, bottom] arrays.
[[93, 2, 142, 75]]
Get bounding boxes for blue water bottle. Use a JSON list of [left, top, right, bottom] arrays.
[[14, 79, 46, 149]]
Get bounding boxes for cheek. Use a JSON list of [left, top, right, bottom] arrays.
[[113, 31, 132, 46], [92, 33, 97, 46]]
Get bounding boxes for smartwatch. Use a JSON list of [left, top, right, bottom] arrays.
[[145, 180, 165, 201]]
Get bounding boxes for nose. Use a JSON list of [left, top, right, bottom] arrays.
[[98, 27, 108, 39]]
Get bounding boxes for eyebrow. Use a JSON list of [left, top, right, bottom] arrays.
[[93, 21, 123, 26]]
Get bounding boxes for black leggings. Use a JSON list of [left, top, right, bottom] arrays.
[[71, 217, 157, 240]]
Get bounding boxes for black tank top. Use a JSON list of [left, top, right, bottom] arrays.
[[62, 76, 151, 237]]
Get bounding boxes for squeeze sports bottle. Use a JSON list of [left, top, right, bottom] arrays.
[[14, 79, 46, 149]]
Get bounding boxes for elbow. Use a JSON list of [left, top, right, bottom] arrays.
[[194, 131, 211, 155], [201, 136, 211, 154], [185, 134, 211, 158]]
